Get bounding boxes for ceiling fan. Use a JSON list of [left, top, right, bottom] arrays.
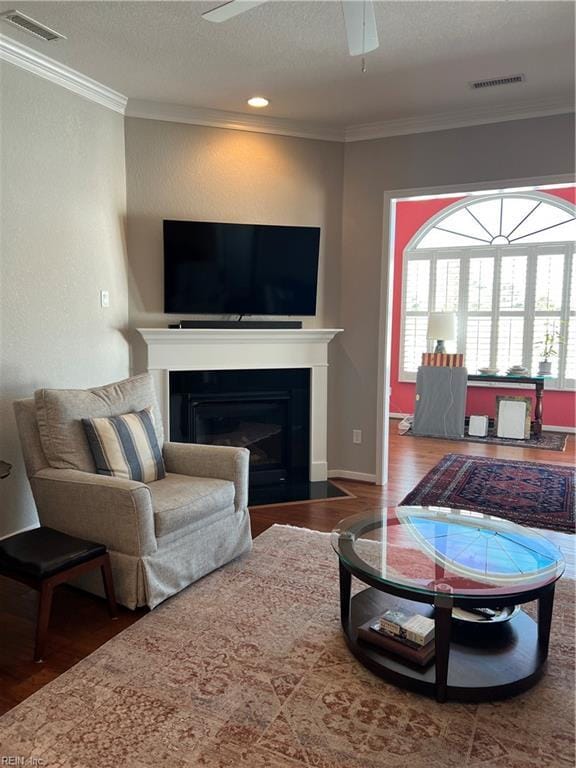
[[201, 0, 379, 59]]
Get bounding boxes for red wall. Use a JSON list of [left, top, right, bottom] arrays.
[[390, 186, 576, 429]]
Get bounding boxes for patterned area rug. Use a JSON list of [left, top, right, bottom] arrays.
[[1, 525, 575, 768], [401, 454, 575, 534], [404, 427, 568, 451]]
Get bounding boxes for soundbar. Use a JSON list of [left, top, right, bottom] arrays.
[[168, 320, 303, 330]]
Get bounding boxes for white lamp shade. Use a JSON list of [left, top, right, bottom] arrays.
[[427, 312, 456, 340]]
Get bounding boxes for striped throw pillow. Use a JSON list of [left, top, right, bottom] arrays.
[[82, 407, 165, 483]]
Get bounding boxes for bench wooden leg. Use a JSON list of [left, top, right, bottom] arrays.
[[101, 554, 118, 619], [35, 580, 54, 662]]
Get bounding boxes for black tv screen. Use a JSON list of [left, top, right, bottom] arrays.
[[163, 220, 320, 315]]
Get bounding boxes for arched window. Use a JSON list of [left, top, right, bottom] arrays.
[[400, 192, 576, 389]]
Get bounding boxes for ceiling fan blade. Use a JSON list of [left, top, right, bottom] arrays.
[[341, 0, 379, 57], [202, 0, 268, 23]]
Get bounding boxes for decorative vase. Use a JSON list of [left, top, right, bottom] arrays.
[[538, 360, 552, 376]]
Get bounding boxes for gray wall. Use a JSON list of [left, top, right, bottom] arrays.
[[124, 117, 344, 463], [0, 64, 129, 538], [124, 118, 344, 333], [337, 113, 575, 475]]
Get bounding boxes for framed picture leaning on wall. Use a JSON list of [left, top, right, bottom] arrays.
[[495, 396, 532, 440]]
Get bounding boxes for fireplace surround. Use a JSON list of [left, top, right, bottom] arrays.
[[170, 369, 310, 487], [137, 327, 343, 503]]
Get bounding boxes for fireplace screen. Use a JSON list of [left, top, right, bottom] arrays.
[[169, 368, 310, 487], [193, 400, 287, 469]]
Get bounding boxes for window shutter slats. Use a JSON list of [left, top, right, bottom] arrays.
[[565, 317, 576, 381], [403, 316, 428, 373], [466, 318, 492, 373], [434, 259, 460, 312], [401, 192, 575, 388]]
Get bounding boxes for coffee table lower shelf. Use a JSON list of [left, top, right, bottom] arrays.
[[345, 588, 546, 703]]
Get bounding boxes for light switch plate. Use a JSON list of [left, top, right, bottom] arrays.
[[100, 290, 110, 308]]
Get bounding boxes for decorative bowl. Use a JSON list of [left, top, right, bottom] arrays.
[[452, 605, 521, 624]]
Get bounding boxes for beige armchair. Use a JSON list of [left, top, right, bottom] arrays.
[[13, 373, 252, 609]]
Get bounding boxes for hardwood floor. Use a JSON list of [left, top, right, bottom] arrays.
[[1, 424, 573, 716]]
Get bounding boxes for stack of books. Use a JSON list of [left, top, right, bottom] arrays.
[[357, 609, 435, 667]]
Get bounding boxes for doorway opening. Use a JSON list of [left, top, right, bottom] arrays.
[[376, 178, 576, 485]]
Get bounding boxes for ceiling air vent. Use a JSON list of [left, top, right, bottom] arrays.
[[470, 74, 525, 90], [0, 9, 66, 41]]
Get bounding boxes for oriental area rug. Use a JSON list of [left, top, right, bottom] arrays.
[[1, 525, 574, 768], [401, 454, 575, 534]]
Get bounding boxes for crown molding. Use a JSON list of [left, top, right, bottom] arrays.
[[126, 96, 574, 144], [344, 98, 574, 142], [1, 34, 572, 141], [0, 35, 127, 114], [125, 99, 345, 142]]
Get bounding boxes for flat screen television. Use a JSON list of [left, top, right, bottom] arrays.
[[163, 220, 320, 315]]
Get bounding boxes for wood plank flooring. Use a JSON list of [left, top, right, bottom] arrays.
[[1, 424, 573, 716]]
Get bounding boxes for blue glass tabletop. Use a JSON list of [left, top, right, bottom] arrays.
[[331, 506, 565, 599]]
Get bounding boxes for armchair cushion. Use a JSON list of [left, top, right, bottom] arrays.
[[149, 473, 235, 538], [163, 442, 249, 513], [35, 373, 164, 473]]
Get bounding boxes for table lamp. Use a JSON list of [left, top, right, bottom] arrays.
[[427, 313, 456, 354]]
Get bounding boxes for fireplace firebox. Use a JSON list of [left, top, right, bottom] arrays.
[[170, 369, 310, 489]]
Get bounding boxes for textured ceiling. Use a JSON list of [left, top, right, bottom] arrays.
[[1, 1, 574, 127]]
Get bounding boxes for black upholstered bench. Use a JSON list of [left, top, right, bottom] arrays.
[[0, 526, 117, 661]]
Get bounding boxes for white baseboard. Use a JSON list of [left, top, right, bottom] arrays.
[[328, 469, 376, 483], [389, 413, 574, 434], [0, 522, 38, 541]]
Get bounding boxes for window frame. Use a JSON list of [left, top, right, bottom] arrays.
[[399, 193, 576, 391]]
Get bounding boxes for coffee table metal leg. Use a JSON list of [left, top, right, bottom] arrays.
[[339, 561, 352, 630], [434, 599, 453, 703], [537, 583, 555, 658]]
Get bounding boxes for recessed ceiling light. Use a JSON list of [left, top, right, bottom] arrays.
[[247, 96, 269, 108]]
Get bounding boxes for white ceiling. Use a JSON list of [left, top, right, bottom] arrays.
[[1, 0, 574, 130]]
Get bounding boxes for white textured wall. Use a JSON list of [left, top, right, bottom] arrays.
[[0, 64, 129, 537]]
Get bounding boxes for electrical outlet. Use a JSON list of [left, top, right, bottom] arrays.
[[100, 290, 110, 308], [352, 429, 362, 444]]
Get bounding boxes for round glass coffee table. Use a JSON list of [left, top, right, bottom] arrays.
[[331, 506, 565, 703]]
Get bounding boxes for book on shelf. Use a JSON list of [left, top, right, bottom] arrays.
[[378, 609, 435, 646], [369, 622, 423, 650], [357, 620, 435, 667]]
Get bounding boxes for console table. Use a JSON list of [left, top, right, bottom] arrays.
[[468, 374, 545, 438]]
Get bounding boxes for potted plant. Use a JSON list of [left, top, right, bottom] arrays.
[[534, 322, 563, 376]]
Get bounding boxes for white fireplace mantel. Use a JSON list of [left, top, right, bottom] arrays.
[[137, 327, 342, 482]]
